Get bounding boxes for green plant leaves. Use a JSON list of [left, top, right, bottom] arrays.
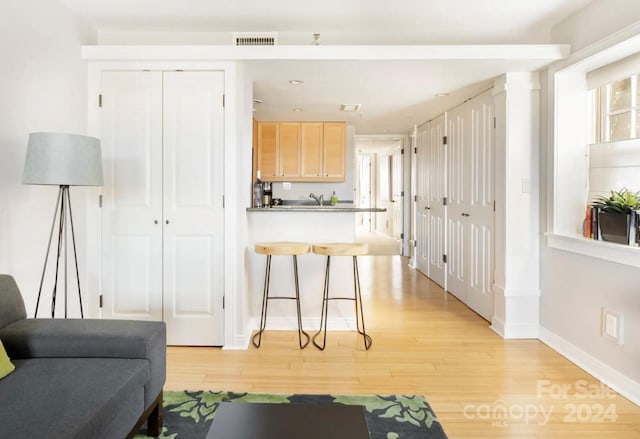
[[591, 188, 640, 213]]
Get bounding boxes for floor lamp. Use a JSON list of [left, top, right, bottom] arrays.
[[22, 132, 103, 318]]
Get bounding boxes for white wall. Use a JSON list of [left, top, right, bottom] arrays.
[[541, 5, 640, 401], [0, 0, 96, 315], [551, 0, 640, 52]]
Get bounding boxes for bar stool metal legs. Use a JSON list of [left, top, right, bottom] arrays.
[[252, 253, 310, 349], [312, 253, 372, 350]]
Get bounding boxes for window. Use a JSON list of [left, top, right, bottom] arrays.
[[594, 74, 640, 142], [548, 32, 640, 268]]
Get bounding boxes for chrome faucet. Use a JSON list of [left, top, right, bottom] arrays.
[[309, 193, 324, 205]]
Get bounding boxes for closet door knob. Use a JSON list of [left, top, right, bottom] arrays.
[[165, 220, 170, 224], [154, 220, 159, 224]]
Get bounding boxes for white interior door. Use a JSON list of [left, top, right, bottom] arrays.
[[467, 91, 495, 321], [415, 124, 429, 275], [358, 154, 373, 231], [446, 107, 468, 302], [162, 71, 225, 346], [427, 114, 447, 289], [391, 147, 404, 252], [100, 70, 225, 345], [100, 71, 163, 321]]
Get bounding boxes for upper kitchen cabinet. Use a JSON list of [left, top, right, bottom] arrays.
[[256, 121, 345, 182], [300, 122, 323, 178], [257, 122, 278, 178], [279, 123, 301, 177], [322, 122, 346, 181]]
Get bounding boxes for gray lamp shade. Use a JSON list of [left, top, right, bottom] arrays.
[[23, 132, 103, 186]]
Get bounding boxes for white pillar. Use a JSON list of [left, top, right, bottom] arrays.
[[491, 72, 541, 339]]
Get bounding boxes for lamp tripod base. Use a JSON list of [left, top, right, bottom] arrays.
[[34, 185, 84, 318]]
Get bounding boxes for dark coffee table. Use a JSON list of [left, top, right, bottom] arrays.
[[205, 402, 370, 439]]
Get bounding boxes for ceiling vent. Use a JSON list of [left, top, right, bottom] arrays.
[[340, 104, 361, 112], [233, 32, 278, 46]]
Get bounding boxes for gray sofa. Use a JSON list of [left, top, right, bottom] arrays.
[[0, 274, 166, 439]]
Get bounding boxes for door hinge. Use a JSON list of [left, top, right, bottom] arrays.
[[222, 195, 225, 208], [443, 254, 448, 264], [98, 94, 102, 108], [99, 294, 103, 308], [443, 197, 448, 206], [413, 240, 417, 248], [222, 94, 225, 108], [400, 191, 404, 197], [400, 233, 404, 239], [414, 147, 417, 154], [222, 296, 225, 309], [414, 195, 418, 202], [443, 135, 448, 145], [493, 117, 496, 129], [401, 148, 404, 155], [493, 200, 496, 212], [98, 194, 103, 208]]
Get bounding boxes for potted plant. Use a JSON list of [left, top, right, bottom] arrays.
[[591, 188, 640, 244]]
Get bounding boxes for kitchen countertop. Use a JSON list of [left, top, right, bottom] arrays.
[[247, 199, 386, 212], [247, 206, 386, 212]]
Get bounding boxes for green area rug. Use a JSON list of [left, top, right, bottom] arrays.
[[135, 390, 448, 439]]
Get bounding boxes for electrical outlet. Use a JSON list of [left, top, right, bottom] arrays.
[[283, 182, 291, 190], [602, 308, 624, 345]]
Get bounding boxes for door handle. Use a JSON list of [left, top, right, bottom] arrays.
[[165, 220, 170, 224], [154, 220, 159, 224]]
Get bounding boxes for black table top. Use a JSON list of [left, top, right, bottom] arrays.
[[206, 402, 371, 439]]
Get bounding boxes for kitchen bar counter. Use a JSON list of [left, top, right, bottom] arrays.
[[246, 204, 377, 339]]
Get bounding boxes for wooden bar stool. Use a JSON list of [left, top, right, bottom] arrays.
[[252, 242, 311, 349], [311, 242, 372, 350]]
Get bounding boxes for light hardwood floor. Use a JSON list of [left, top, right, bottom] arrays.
[[166, 255, 640, 438]]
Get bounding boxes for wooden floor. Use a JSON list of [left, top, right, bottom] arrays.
[[166, 255, 640, 438]]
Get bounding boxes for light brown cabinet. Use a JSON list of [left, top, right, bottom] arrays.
[[323, 122, 345, 179], [256, 121, 345, 182]]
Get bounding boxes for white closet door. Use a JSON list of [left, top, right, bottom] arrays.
[[446, 107, 468, 301], [100, 71, 164, 320], [415, 124, 430, 275], [467, 91, 495, 321], [427, 114, 447, 288], [391, 147, 403, 247], [162, 71, 225, 346]]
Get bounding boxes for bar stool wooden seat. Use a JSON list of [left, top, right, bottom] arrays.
[[311, 242, 372, 350], [252, 242, 311, 349]]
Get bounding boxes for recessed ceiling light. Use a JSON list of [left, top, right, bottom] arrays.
[[292, 108, 304, 112], [340, 104, 361, 112], [435, 93, 449, 97], [289, 80, 304, 85], [253, 98, 262, 104]]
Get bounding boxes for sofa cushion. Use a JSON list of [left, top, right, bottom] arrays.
[[0, 357, 149, 439], [0, 275, 27, 329], [0, 318, 166, 409], [0, 339, 15, 379]]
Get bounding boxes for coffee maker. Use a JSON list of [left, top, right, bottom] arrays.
[[262, 181, 273, 207]]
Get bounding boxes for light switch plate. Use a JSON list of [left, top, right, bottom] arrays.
[[602, 308, 624, 345]]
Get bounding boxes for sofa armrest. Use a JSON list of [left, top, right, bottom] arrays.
[[0, 318, 166, 409]]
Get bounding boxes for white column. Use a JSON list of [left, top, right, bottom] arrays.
[[492, 72, 541, 339]]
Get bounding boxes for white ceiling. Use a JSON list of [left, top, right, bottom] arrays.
[[60, 0, 594, 134]]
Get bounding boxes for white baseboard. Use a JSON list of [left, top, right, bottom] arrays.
[[539, 327, 640, 406], [491, 316, 540, 339]]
